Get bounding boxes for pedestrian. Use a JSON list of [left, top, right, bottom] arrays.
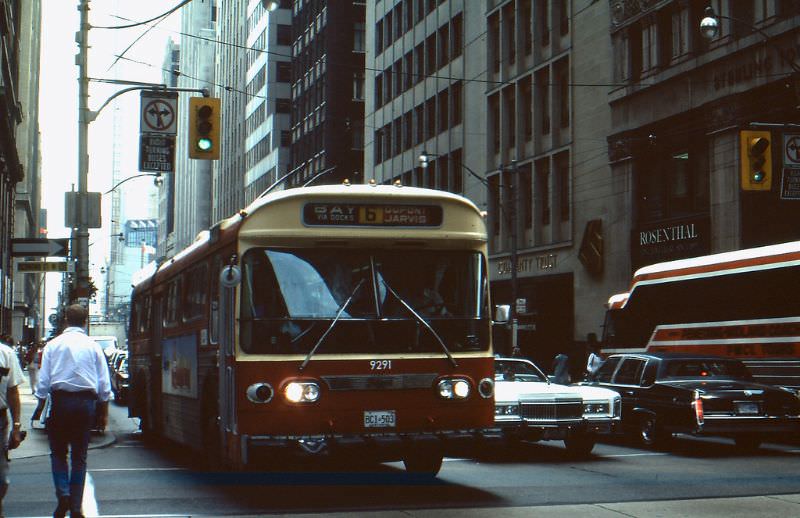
[[25, 342, 41, 395], [35, 304, 111, 518], [551, 353, 571, 384], [0, 333, 26, 518], [585, 332, 603, 379]]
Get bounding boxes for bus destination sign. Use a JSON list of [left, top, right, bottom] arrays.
[[304, 203, 443, 227]]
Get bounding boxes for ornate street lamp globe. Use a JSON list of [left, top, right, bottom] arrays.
[[700, 8, 719, 40]]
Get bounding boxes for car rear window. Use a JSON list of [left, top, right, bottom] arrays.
[[663, 359, 751, 379]]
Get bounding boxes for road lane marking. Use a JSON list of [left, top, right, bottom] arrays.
[[89, 467, 187, 472], [602, 452, 669, 457], [83, 472, 98, 517]]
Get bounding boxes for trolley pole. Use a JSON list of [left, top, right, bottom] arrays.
[[508, 160, 519, 356], [75, 0, 91, 305]]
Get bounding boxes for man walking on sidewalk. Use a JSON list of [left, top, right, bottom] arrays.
[[35, 304, 111, 518], [0, 335, 25, 518]]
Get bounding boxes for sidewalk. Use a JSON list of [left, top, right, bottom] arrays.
[[9, 375, 117, 460]]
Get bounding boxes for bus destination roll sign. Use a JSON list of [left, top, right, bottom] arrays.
[[303, 203, 443, 227]]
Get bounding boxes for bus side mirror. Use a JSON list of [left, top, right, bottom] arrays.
[[494, 304, 510, 324]]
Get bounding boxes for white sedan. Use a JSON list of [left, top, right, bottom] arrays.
[[491, 357, 621, 456]]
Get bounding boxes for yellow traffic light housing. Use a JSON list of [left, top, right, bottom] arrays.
[[740, 130, 772, 191], [188, 97, 220, 160]]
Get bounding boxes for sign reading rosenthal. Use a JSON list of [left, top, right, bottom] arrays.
[[139, 91, 178, 173]]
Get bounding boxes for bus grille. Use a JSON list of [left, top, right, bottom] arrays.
[[520, 400, 583, 421], [321, 374, 438, 391]]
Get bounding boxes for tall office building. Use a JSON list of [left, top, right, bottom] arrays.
[[290, 0, 365, 186], [170, 0, 216, 255], [365, 1, 478, 197], [8, 0, 42, 342], [214, 0, 292, 223]]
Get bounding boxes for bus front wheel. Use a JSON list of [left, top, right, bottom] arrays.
[[402, 450, 443, 476]]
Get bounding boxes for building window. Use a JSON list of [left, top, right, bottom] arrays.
[[451, 12, 463, 58], [535, 158, 550, 226], [276, 61, 291, 82], [521, 163, 532, 230], [425, 97, 436, 140], [276, 98, 291, 113], [489, 13, 500, 73], [489, 93, 500, 155], [504, 3, 515, 65], [354, 22, 365, 52], [438, 89, 449, 133], [536, 67, 550, 135], [537, 0, 550, 46], [451, 81, 462, 126], [521, 0, 532, 55], [556, 58, 569, 128], [521, 76, 532, 141], [277, 24, 292, 46], [376, 19, 384, 54], [555, 151, 570, 222]]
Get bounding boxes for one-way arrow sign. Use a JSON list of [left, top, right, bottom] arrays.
[[11, 238, 70, 257]]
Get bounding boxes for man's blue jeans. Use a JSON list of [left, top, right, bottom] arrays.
[[47, 391, 97, 514]]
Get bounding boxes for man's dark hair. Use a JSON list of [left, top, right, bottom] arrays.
[[65, 304, 89, 327]]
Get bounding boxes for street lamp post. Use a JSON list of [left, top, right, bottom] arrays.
[[418, 150, 520, 356], [699, 7, 800, 73]]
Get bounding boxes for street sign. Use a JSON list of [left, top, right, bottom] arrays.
[[140, 91, 178, 135], [780, 168, 800, 200], [139, 133, 176, 173], [11, 238, 70, 257], [783, 134, 800, 167], [16, 261, 74, 273]]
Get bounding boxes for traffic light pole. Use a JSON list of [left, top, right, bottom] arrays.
[[75, 0, 90, 304], [74, 0, 205, 304]]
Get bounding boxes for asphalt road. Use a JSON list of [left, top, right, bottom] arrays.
[[5, 376, 800, 517]]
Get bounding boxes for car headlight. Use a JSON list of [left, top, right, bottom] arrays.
[[583, 401, 611, 416], [437, 378, 471, 400], [284, 381, 320, 403], [494, 403, 519, 417]]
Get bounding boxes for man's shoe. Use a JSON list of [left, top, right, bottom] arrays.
[[53, 495, 70, 518]]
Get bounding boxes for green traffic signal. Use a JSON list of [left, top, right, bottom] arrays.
[[197, 137, 213, 151]]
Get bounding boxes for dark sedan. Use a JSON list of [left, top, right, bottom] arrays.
[[585, 352, 800, 449]]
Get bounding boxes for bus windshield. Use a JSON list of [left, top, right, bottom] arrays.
[[239, 248, 490, 354]]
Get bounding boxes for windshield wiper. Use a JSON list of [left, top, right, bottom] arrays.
[[299, 278, 365, 371], [379, 278, 457, 368]]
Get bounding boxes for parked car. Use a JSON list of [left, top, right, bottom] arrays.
[[111, 353, 129, 404], [490, 357, 621, 456], [585, 352, 800, 449]]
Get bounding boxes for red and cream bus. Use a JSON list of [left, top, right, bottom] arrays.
[[602, 240, 800, 389], [127, 183, 495, 474]]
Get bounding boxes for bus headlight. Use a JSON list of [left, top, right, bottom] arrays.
[[437, 378, 471, 400], [284, 381, 321, 403], [246, 382, 274, 404], [478, 378, 495, 399]]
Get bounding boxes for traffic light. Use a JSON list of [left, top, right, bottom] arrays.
[[188, 97, 220, 160], [740, 130, 772, 191]]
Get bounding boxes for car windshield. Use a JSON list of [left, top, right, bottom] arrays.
[[494, 360, 547, 383], [239, 248, 490, 354], [662, 359, 751, 379]]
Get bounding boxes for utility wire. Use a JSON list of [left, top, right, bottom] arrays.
[[91, 0, 193, 30]]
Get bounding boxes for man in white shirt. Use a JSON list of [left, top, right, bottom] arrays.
[[0, 334, 25, 518], [35, 304, 111, 518]]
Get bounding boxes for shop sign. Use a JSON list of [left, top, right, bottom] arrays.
[[497, 253, 557, 276], [632, 216, 710, 270]]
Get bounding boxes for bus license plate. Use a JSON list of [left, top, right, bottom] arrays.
[[364, 410, 396, 428], [735, 401, 759, 415]]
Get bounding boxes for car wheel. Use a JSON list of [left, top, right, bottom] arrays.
[[402, 450, 444, 476], [734, 434, 762, 451], [638, 414, 671, 449], [564, 431, 596, 457]]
